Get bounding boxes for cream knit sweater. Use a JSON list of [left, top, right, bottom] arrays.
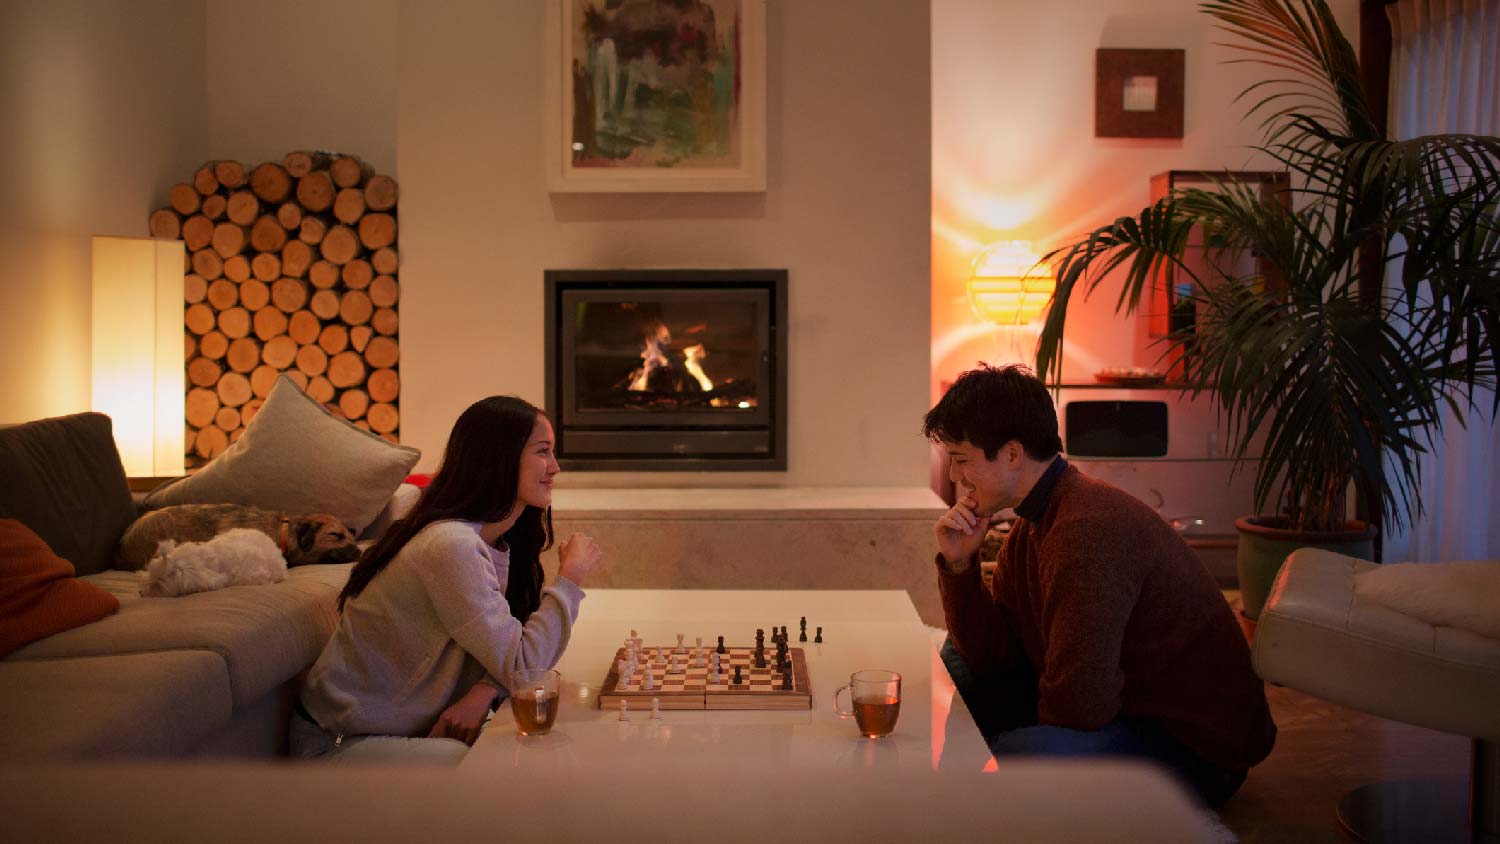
[[301, 520, 584, 738]]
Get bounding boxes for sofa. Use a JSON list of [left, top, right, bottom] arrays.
[[0, 401, 418, 761]]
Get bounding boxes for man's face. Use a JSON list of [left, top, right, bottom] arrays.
[[944, 439, 1023, 518]]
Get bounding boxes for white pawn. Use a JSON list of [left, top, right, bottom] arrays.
[[656, 647, 666, 666], [694, 645, 704, 668], [651, 697, 661, 719], [643, 665, 656, 691], [616, 659, 629, 691], [619, 699, 629, 721], [670, 651, 680, 674], [710, 651, 721, 682]]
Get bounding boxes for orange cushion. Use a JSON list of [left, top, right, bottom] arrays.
[[0, 519, 119, 658]]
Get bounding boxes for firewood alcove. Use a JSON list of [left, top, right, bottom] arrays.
[[149, 151, 400, 470]]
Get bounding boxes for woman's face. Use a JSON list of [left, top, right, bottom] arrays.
[[516, 414, 559, 510]]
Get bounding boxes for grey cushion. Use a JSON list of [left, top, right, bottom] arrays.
[[0, 650, 231, 760], [0, 413, 135, 575], [145, 376, 420, 534], [6, 564, 352, 707]]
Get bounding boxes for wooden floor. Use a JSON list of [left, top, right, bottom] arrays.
[[1218, 592, 1472, 843]]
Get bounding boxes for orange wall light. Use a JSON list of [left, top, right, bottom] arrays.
[[966, 240, 1055, 325]]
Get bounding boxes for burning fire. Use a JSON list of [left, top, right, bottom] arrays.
[[627, 322, 674, 391], [682, 344, 713, 391]]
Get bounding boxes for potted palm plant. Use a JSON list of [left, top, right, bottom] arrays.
[[1035, 0, 1500, 618]]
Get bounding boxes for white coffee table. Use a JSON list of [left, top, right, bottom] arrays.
[[462, 589, 993, 774]]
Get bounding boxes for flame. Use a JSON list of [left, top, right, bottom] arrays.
[[682, 344, 713, 391], [627, 322, 673, 391]]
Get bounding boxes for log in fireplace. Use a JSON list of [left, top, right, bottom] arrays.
[[544, 269, 788, 470]]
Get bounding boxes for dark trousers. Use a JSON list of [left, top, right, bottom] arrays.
[[941, 635, 1246, 808]]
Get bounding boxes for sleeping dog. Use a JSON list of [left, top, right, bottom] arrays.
[[116, 504, 362, 570]]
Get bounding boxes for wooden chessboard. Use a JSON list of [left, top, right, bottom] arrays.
[[598, 645, 812, 711]]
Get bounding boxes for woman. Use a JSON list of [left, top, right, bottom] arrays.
[[291, 396, 604, 762]]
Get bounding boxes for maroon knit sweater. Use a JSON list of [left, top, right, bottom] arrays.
[[939, 466, 1276, 771]]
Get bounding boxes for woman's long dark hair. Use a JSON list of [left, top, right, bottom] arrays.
[[338, 396, 552, 619]]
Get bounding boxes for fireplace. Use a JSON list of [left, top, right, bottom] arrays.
[[544, 269, 788, 470]]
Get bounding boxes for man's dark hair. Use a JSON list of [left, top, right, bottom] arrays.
[[923, 363, 1062, 461]]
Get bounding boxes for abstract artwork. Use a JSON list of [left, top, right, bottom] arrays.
[[1095, 48, 1185, 139], [545, 0, 766, 192]]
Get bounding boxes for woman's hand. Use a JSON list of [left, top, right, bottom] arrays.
[[427, 680, 499, 745], [557, 533, 605, 586]]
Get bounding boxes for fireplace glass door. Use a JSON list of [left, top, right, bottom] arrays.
[[561, 289, 770, 429]]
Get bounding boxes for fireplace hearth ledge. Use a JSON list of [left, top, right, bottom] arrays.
[[548, 486, 950, 626]]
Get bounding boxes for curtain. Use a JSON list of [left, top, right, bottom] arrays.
[[1382, 0, 1500, 562]]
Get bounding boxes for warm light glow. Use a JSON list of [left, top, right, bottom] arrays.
[[92, 237, 185, 477], [681, 344, 714, 391], [966, 240, 1055, 325]]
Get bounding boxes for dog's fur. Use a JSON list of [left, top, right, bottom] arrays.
[[116, 504, 361, 571], [140, 528, 287, 597]]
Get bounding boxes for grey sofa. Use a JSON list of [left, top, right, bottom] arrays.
[[0, 413, 380, 760]]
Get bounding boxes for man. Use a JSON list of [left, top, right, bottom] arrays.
[[926, 364, 1275, 807]]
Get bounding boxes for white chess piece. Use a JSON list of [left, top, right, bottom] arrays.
[[676, 633, 685, 652], [616, 659, 629, 691], [619, 699, 629, 721], [643, 666, 655, 691], [670, 652, 680, 673], [651, 697, 661, 719]]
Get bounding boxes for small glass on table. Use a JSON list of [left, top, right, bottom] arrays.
[[510, 668, 561, 736]]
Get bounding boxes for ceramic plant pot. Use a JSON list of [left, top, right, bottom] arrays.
[[1235, 517, 1376, 620]]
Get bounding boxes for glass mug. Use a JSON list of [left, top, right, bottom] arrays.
[[833, 669, 902, 738], [510, 669, 561, 735]]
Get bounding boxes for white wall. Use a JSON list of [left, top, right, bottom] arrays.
[[0, 0, 206, 424], [203, 0, 397, 175], [397, 0, 933, 487], [931, 0, 1361, 389]]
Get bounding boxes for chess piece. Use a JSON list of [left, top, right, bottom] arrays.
[[651, 698, 661, 719], [643, 665, 656, 691], [799, 617, 808, 642], [619, 699, 629, 721], [616, 659, 629, 691], [655, 647, 666, 666], [710, 652, 721, 682], [676, 633, 685, 652], [670, 652, 681, 674], [815, 626, 823, 643], [717, 636, 726, 654], [733, 664, 743, 685]]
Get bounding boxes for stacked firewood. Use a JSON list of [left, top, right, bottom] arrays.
[[149, 152, 400, 468]]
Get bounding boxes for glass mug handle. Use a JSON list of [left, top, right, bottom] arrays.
[[533, 687, 546, 722], [833, 682, 854, 718]]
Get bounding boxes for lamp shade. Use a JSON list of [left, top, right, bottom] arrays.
[[92, 236, 185, 477], [967, 240, 1056, 325]]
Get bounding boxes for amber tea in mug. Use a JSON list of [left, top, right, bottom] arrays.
[[510, 669, 561, 735], [834, 670, 902, 738]]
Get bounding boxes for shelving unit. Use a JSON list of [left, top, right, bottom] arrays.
[[1146, 170, 1290, 376]]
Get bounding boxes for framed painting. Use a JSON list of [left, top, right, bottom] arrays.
[[1094, 48, 1185, 139], [544, 0, 767, 193]]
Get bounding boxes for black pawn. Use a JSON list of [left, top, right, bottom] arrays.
[[814, 626, 823, 643], [799, 616, 808, 642], [733, 664, 743, 685], [717, 635, 726, 654]]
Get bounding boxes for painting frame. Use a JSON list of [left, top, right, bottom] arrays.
[[544, 0, 767, 193], [1094, 48, 1185, 139]]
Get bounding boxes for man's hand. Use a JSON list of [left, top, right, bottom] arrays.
[[935, 494, 990, 571], [428, 680, 499, 745]]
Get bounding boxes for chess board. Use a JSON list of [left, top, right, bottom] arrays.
[[598, 645, 812, 711]]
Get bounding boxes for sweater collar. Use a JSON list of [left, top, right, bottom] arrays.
[[1015, 455, 1068, 522]]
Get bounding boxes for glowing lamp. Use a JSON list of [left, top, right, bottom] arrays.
[[91, 236, 185, 477], [967, 240, 1055, 325]]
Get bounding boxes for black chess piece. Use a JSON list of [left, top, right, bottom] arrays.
[[799, 616, 808, 642], [733, 664, 743, 685], [717, 635, 726, 654], [814, 626, 823, 643]]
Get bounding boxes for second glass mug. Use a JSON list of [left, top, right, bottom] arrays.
[[833, 669, 902, 738], [510, 668, 561, 735]]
